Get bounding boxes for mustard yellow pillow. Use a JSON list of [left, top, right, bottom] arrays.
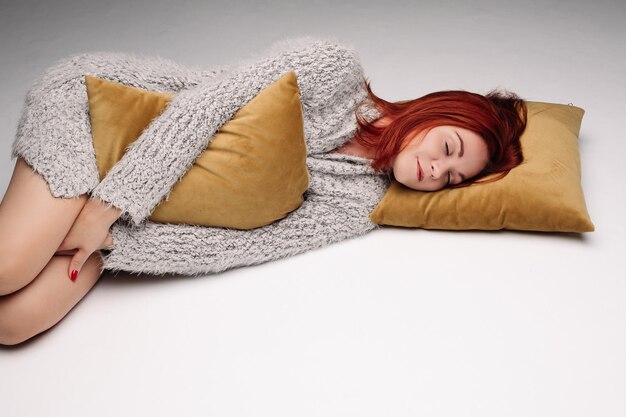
[[85, 72, 309, 230], [369, 101, 595, 233]]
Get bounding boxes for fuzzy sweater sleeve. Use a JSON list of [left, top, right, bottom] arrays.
[[87, 36, 365, 227], [101, 185, 384, 277], [11, 51, 228, 198]]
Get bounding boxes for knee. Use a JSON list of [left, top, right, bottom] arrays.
[[0, 298, 36, 346], [0, 321, 27, 346], [0, 256, 24, 297], [0, 242, 38, 296], [0, 261, 30, 344], [0, 272, 59, 345]]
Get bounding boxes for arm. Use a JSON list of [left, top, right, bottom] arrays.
[[87, 36, 366, 227], [103, 192, 381, 276]]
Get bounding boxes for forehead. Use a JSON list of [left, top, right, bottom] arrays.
[[458, 128, 487, 154], [413, 125, 486, 153], [443, 125, 484, 144], [460, 132, 489, 170], [443, 126, 489, 168]]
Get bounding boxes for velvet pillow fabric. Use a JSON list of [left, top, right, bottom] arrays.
[[85, 72, 309, 230], [369, 101, 594, 233]]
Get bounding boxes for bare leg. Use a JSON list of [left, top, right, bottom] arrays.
[[0, 157, 89, 295], [0, 251, 104, 345]]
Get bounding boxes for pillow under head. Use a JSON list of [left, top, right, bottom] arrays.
[[369, 101, 594, 233]]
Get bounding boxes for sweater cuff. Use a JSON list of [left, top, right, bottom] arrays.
[[87, 187, 147, 227]]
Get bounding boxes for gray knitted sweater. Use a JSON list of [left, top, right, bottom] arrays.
[[10, 35, 391, 277]]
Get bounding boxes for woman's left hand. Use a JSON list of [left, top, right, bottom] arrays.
[[56, 197, 122, 281]]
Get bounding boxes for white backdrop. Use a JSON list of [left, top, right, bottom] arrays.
[[0, 0, 623, 416]]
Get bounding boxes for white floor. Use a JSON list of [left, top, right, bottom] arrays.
[[0, 0, 624, 416]]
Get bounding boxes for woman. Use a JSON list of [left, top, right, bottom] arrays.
[[0, 35, 526, 345]]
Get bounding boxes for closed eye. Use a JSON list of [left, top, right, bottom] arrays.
[[445, 142, 451, 185]]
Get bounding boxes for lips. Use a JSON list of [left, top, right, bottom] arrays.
[[416, 158, 423, 181]]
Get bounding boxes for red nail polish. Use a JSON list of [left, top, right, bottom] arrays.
[[70, 270, 78, 282]]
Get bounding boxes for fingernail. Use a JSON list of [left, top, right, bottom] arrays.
[[70, 270, 78, 282]]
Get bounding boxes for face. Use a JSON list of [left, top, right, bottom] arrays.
[[391, 125, 489, 191]]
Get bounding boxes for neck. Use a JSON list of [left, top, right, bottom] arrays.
[[333, 115, 393, 159]]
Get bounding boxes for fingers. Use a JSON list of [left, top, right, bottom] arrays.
[[55, 249, 78, 256], [69, 248, 93, 282], [61, 231, 112, 279], [57, 232, 111, 255]]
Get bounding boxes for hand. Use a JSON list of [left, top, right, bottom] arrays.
[[56, 197, 122, 281], [55, 231, 113, 256]]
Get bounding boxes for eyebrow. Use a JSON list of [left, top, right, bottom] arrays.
[[455, 131, 465, 158], [455, 131, 466, 182]]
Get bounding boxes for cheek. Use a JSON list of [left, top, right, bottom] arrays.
[[421, 138, 439, 155], [397, 148, 415, 167], [469, 158, 489, 178]]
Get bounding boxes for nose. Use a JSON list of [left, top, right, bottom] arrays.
[[430, 160, 443, 180]]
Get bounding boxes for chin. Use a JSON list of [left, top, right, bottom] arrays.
[[399, 177, 435, 192], [397, 176, 420, 191], [406, 183, 424, 191], [394, 170, 413, 187]]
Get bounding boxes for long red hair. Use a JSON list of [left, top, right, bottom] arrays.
[[353, 79, 528, 188]]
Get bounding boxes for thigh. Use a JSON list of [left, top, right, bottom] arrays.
[[0, 157, 88, 291], [0, 252, 104, 345]]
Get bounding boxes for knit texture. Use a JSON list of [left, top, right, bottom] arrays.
[[11, 35, 391, 276]]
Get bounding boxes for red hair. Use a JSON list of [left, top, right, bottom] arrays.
[[353, 79, 528, 188]]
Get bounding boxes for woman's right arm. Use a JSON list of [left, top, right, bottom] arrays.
[[101, 191, 382, 277]]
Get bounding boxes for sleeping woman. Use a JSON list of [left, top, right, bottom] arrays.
[[0, 35, 527, 345]]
